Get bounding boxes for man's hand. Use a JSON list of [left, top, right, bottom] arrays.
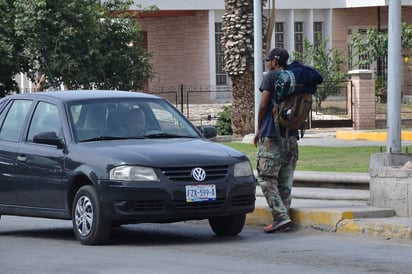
[[253, 132, 259, 147]]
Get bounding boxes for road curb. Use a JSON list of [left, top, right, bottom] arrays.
[[337, 219, 412, 240], [246, 207, 272, 226], [336, 130, 412, 141], [245, 199, 412, 241]]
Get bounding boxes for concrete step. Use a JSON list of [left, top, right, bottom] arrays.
[[292, 187, 369, 200], [248, 196, 397, 229], [293, 171, 369, 189], [257, 186, 370, 201], [254, 171, 370, 189], [252, 187, 396, 225], [248, 188, 412, 241], [246, 187, 406, 240]]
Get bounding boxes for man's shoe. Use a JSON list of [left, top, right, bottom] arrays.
[[263, 217, 292, 233]]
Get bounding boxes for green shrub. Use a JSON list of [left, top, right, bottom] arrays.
[[216, 105, 233, 135]]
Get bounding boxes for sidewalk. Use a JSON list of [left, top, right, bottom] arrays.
[[246, 186, 412, 241], [244, 129, 412, 241]]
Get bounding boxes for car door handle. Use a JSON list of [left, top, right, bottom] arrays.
[[17, 155, 27, 162]]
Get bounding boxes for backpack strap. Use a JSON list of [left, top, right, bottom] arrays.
[[273, 100, 290, 152]]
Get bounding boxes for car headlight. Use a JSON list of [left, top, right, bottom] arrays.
[[234, 161, 253, 177], [110, 166, 158, 181]]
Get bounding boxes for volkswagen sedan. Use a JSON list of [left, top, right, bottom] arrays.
[[0, 90, 256, 245]]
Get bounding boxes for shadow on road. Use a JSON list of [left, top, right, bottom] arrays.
[[0, 219, 259, 246]]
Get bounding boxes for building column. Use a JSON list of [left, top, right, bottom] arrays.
[[307, 9, 314, 44], [348, 69, 376, 130], [287, 9, 294, 52]]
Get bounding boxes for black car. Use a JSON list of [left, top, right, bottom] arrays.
[[0, 90, 256, 245]]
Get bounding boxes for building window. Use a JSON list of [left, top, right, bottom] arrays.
[[377, 55, 388, 81], [347, 44, 353, 70], [356, 29, 371, 70], [275, 22, 284, 48], [215, 23, 227, 86], [358, 53, 371, 70], [376, 30, 388, 82], [313, 22, 323, 49], [348, 28, 388, 81], [294, 22, 304, 53]]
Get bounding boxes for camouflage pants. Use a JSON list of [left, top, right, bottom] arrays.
[[256, 136, 298, 221]]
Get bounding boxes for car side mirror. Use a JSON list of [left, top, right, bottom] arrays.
[[33, 131, 65, 148], [199, 125, 217, 139]]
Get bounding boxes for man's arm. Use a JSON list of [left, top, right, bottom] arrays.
[[253, 89, 271, 147]]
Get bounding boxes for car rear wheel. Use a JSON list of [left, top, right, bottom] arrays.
[[208, 213, 246, 236], [72, 185, 111, 245]]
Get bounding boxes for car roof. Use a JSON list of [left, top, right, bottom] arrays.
[[6, 90, 160, 102]]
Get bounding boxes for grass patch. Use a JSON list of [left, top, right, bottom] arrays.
[[222, 142, 398, 173], [296, 146, 380, 172]]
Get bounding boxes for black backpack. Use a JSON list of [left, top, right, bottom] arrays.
[[272, 62, 323, 134]]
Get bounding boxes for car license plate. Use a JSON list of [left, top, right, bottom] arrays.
[[185, 184, 216, 202]]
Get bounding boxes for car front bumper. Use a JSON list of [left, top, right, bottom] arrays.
[[99, 178, 256, 223]]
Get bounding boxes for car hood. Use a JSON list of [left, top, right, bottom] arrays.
[[74, 138, 247, 167]]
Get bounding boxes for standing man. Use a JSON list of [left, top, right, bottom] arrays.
[[253, 48, 298, 233]]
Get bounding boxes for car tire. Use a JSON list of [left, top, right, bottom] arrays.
[[72, 185, 111, 245], [208, 213, 246, 237]]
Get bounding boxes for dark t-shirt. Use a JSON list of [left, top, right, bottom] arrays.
[[259, 70, 297, 138]]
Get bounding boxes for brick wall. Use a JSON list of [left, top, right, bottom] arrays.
[[348, 70, 376, 130], [139, 11, 211, 92]]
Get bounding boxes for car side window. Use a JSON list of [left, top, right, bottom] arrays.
[[27, 102, 62, 142], [0, 99, 33, 142], [149, 102, 190, 134]]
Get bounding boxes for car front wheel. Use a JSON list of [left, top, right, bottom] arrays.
[[72, 185, 111, 245], [208, 213, 246, 236]]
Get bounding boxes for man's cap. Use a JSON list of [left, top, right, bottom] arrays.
[[265, 48, 289, 63]]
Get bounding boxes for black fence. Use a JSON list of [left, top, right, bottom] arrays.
[[147, 85, 232, 126], [375, 84, 412, 128]]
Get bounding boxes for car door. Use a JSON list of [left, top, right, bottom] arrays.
[[0, 99, 33, 205], [15, 101, 65, 209]]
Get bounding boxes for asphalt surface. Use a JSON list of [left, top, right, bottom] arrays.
[[246, 129, 412, 241]]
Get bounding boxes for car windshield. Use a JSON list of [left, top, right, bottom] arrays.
[[69, 98, 200, 142]]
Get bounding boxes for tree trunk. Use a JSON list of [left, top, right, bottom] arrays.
[[221, 0, 271, 136], [222, 0, 256, 137], [231, 73, 255, 137], [34, 74, 46, 92]]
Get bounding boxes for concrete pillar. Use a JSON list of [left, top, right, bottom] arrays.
[[348, 69, 376, 130], [370, 153, 412, 217]]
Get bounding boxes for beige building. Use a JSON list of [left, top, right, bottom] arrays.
[[132, 0, 412, 100]]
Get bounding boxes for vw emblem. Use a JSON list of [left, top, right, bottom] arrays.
[[192, 167, 206, 182]]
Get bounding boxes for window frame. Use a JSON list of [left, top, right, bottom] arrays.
[[0, 99, 33, 143]]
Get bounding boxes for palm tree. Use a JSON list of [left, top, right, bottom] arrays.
[[221, 0, 272, 136], [221, 0, 256, 137]]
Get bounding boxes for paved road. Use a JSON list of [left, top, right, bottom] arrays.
[[1, 216, 412, 274]]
